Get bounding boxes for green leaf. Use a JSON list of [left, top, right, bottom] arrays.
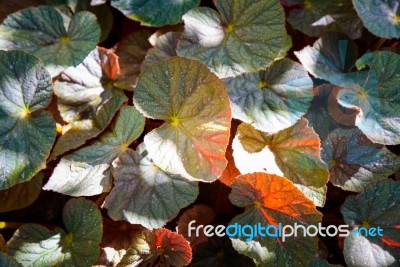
[[142, 32, 180, 70], [134, 57, 231, 182], [0, 173, 43, 213], [0, 50, 56, 190], [111, 0, 200, 27], [117, 228, 192, 267], [322, 128, 400, 192], [304, 84, 357, 141], [0, 253, 22, 267], [335, 51, 400, 145], [295, 33, 359, 83], [224, 58, 313, 133], [229, 173, 322, 266], [104, 143, 199, 229], [287, 0, 363, 39], [0, 6, 100, 76], [50, 0, 113, 42], [353, 0, 400, 38], [44, 106, 145, 196], [341, 180, 400, 267], [114, 30, 152, 91], [7, 198, 102, 267], [234, 118, 329, 188], [49, 47, 127, 159], [176, 0, 289, 78]]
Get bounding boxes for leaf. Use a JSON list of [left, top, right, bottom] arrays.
[[304, 84, 357, 141], [0, 50, 56, 190], [322, 128, 400, 192], [353, 0, 400, 38], [114, 30, 152, 91], [7, 198, 103, 267], [0, 6, 100, 76], [0, 173, 43, 213], [287, 0, 363, 39], [49, 47, 127, 159], [51, 0, 113, 42], [224, 58, 313, 133], [219, 126, 241, 186], [96, 219, 146, 266], [295, 33, 359, 83], [341, 180, 400, 267], [228, 173, 322, 266], [335, 51, 400, 145], [104, 143, 199, 229], [177, 205, 215, 250], [117, 228, 192, 267], [44, 106, 145, 196], [111, 0, 200, 27], [234, 118, 329, 188], [176, 0, 289, 78], [189, 236, 255, 267], [0, 253, 22, 267], [134, 57, 231, 182], [142, 32, 180, 70]]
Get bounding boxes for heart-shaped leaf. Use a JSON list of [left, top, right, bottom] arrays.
[[0, 173, 43, 213], [111, 0, 200, 27], [229, 173, 322, 266], [117, 228, 192, 267], [341, 180, 400, 266], [0, 6, 100, 76], [50, 47, 127, 159], [176, 0, 289, 78], [224, 58, 313, 133], [353, 0, 400, 38], [134, 57, 231, 182], [322, 128, 400, 192], [335, 51, 400, 145], [104, 143, 199, 229], [295, 33, 359, 83], [287, 0, 363, 39], [232, 118, 329, 206], [0, 50, 56, 190], [44, 106, 145, 196], [7, 198, 102, 267]]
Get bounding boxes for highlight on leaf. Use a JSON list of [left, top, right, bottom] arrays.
[[104, 143, 199, 229], [228, 172, 322, 266], [176, 0, 290, 78], [341, 180, 400, 267], [0, 5, 100, 76], [0, 50, 56, 190], [134, 57, 231, 182], [224, 58, 314, 134], [232, 118, 329, 206], [44, 106, 145, 196], [50, 47, 127, 159]]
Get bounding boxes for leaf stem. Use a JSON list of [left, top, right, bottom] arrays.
[[372, 38, 386, 51]]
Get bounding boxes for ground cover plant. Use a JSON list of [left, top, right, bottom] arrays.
[[0, 0, 399, 266]]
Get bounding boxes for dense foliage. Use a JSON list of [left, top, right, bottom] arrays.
[[0, 0, 399, 266]]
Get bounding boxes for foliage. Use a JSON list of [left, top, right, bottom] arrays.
[[0, 0, 399, 266]]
